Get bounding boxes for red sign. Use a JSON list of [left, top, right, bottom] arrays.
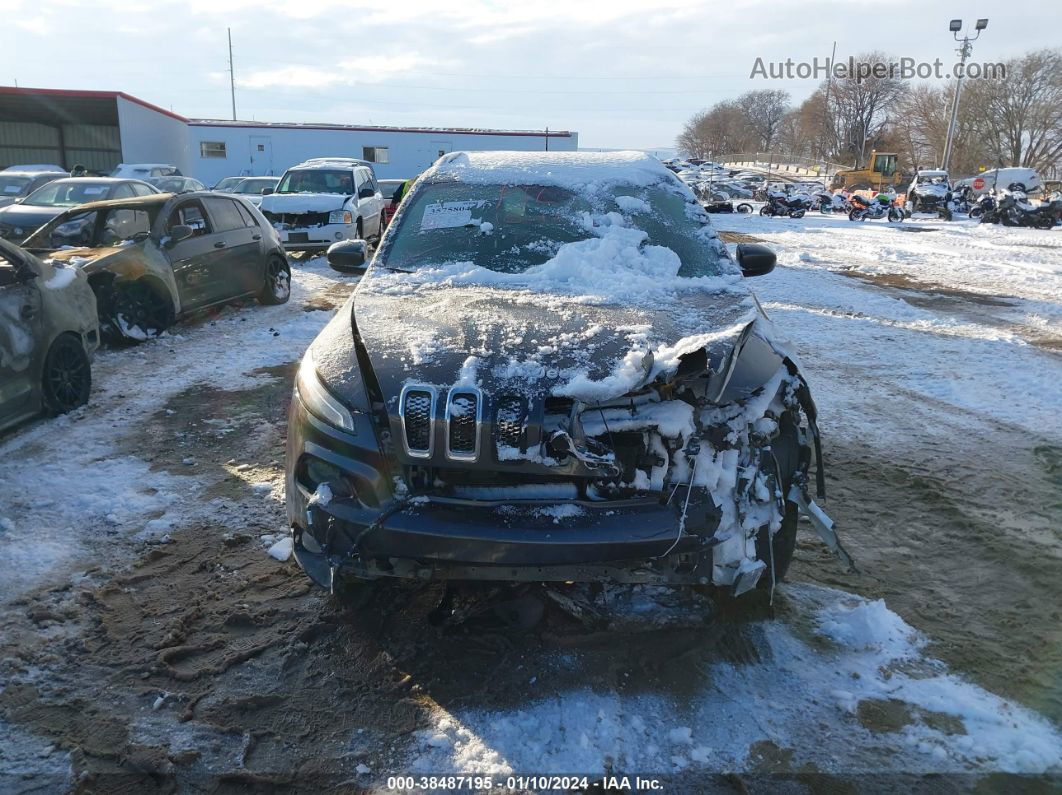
[[973, 177, 985, 190]]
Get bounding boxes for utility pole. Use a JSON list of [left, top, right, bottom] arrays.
[[941, 18, 988, 171], [228, 27, 236, 121], [545, 127, 549, 151], [820, 41, 837, 188]]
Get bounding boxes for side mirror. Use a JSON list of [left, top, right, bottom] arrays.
[[735, 243, 776, 277], [326, 239, 368, 274], [261, 187, 274, 195], [165, 224, 194, 248], [358, 187, 375, 199]]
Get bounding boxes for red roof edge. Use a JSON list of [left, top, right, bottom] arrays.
[[0, 86, 189, 123]]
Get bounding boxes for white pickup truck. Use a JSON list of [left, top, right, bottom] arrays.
[[258, 158, 384, 253]]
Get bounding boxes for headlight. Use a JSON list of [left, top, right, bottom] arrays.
[[296, 350, 357, 433], [328, 210, 353, 225]]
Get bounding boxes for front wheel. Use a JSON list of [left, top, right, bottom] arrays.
[[969, 207, 983, 219], [819, 202, 832, 214], [258, 255, 292, 305], [41, 333, 91, 415], [759, 206, 772, 217], [736, 203, 753, 214], [107, 281, 174, 342], [755, 503, 799, 588], [888, 208, 904, 223]]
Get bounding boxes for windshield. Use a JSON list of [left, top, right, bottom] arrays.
[[381, 181, 726, 277], [151, 177, 188, 192], [276, 169, 353, 195], [233, 178, 276, 194], [0, 175, 31, 197], [25, 205, 160, 249], [24, 180, 112, 207], [213, 177, 242, 191], [379, 181, 403, 199]]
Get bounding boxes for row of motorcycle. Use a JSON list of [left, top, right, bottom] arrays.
[[756, 185, 1061, 228]]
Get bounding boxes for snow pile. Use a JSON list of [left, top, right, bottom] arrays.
[[816, 597, 921, 657], [401, 585, 1062, 776], [365, 215, 741, 307], [42, 264, 77, 290], [433, 150, 683, 193]]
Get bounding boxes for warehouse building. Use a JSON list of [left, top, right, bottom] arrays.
[[0, 86, 578, 184]]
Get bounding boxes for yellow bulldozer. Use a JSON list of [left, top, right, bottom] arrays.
[[832, 150, 904, 191]]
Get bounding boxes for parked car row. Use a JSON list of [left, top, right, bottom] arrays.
[[1, 190, 291, 433]]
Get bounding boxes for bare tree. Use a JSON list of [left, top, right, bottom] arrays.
[[676, 101, 753, 158], [734, 90, 791, 151], [830, 52, 908, 166], [963, 48, 1062, 173]]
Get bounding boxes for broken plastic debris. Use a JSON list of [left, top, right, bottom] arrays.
[[267, 537, 293, 561]]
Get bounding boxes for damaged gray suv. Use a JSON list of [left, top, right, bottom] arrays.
[[285, 151, 848, 598]]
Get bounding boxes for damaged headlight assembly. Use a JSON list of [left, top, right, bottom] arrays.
[[328, 210, 353, 225], [295, 350, 358, 433]]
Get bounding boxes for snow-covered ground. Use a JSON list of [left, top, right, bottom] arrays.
[[407, 585, 1061, 776], [0, 258, 340, 601]]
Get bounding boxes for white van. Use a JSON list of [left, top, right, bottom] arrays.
[[258, 158, 384, 252], [955, 167, 1042, 197]]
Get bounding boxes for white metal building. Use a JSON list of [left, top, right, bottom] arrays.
[[0, 86, 578, 184]]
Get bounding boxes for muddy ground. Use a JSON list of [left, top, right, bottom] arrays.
[[1, 263, 1060, 792]]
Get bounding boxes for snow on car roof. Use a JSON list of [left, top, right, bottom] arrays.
[[429, 150, 682, 191]]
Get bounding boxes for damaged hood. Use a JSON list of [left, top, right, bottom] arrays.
[[352, 271, 761, 406], [259, 193, 349, 214]]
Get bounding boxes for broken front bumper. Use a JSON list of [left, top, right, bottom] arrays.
[[286, 399, 740, 590], [275, 222, 358, 251]]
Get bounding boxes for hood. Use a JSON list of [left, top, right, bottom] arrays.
[[259, 193, 348, 214], [0, 203, 63, 236], [351, 270, 759, 408]]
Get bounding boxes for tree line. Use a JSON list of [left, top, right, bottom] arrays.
[[677, 48, 1062, 178]]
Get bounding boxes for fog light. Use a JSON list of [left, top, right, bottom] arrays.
[[304, 456, 343, 489], [335, 231, 343, 240]]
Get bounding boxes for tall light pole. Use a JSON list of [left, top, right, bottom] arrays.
[[941, 18, 987, 172], [228, 28, 237, 121]]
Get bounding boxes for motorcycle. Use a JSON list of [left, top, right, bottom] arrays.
[[848, 194, 904, 222], [759, 195, 806, 218], [970, 193, 997, 223], [996, 190, 1060, 229]]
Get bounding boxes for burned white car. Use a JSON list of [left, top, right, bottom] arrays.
[[285, 151, 848, 598]]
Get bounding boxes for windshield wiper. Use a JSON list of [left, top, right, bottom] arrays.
[[377, 265, 414, 273]]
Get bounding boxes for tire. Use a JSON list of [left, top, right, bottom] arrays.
[[969, 207, 983, 219], [789, 209, 806, 219], [41, 333, 91, 415], [755, 503, 799, 588], [759, 206, 772, 217], [888, 208, 903, 223], [736, 203, 753, 214], [848, 209, 866, 222], [819, 202, 831, 214], [107, 281, 174, 342], [939, 208, 954, 222], [356, 218, 364, 240], [258, 255, 291, 305]]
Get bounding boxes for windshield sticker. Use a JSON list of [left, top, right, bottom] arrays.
[[420, 200, 486, 231], [82, 187, 107, 195]]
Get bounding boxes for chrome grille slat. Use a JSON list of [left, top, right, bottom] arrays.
[[399, 385, 436, 458], [494, 395, 527, 457], [445, 387, 482, 461]]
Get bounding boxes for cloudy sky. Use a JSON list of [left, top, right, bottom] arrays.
[[6, 0, 1060, 150]]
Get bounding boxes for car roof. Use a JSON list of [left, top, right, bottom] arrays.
[[51, 190, 257, 214], [1, 170, 67, 178], [48, 176, 139, 184]]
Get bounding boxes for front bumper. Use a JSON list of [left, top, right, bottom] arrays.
[[275, 222, 357, 251], [285, 398, 721, 588]]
